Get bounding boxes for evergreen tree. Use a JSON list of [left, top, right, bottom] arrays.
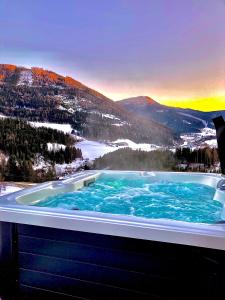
[[0, 118, 82, 182]]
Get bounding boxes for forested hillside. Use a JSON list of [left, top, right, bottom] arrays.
[[93, 147, 220, 173], [0, 64, 176, 145], [93, 148, 177, 171], [0, 118, 82, 182]]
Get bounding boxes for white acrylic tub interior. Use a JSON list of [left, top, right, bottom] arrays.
[[15, 171, 225, 206], [0, 171, 225, 251]]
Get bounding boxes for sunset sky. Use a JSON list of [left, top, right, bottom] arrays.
[[0, 0, 224, 111]]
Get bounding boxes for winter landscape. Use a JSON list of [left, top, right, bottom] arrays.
[[0, 0, 224, 194], [0, 64, 224, 197]]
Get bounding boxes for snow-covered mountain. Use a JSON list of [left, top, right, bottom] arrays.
[[118, 96, 225, 135], [0, 64, 176, 146]]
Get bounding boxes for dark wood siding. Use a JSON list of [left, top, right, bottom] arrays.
[[1, 222, 225, 299], [0, 222, 18, 300], [17, 224, 225, 300]]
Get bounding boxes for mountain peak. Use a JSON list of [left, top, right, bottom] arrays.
[[118, 96, 159, 106], [144, 96, 158, 105]]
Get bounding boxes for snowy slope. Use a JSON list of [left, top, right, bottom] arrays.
[[76, 140, 116, 160], [76, 139, 163, 161], [30, 122, 73, 134]]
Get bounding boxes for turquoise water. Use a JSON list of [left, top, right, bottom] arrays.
[[36, 173, 223, 224]]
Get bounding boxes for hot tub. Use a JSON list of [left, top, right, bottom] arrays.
[[14, 170, 225, 224], [0, 171, 225, 299]]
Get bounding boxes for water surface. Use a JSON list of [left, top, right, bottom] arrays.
[[36, 173, 222, 224]]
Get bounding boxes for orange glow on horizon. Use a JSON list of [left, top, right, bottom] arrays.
[[159, 95, 225, 112], [105, 90, 225, 112], [94, 81, 225, 112]]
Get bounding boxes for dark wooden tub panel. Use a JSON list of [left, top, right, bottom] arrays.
[[1, 222, 225, 299]]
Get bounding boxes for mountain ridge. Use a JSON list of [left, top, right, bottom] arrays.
[[0, 64, 108, 100], [118, 96, 225, 134], [0, 64, 176, 145]]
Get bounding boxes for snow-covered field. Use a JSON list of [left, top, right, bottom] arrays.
[[0, 116, 74, 135], [30, 138, 164, 175], [113, 139, 161, 151], [76, 139, 162, 161], [76, 140, 117, 160], [30, 122, 73, 134]]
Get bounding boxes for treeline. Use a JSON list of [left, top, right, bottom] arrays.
[[175, 147, 219, 167], [0, 118, 82, 182], [0, 85, 86, 127], [93, 148, 177, 171], [0, 156, 57, 182], [93, 147, 220, 173]]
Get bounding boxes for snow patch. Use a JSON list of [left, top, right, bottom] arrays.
[[58, 101, 76, 113], [91, 111, 121, 121], [47, 143, 66, 151], [58, 105, 67, 111], [112, 139, 161, 152], [102, 113, 120, 120], [112, 123, 123, 127], [203, 139, 218, 147], [68, 108, 75, 114], [183, 120, 191, 125], [0, 114, 8, 119], [0, 184, 22, 196], [33, 155, 51, 171], [30, 122, 73, 134], [17, 70, 33, 86], [200, 127, 216, 137], [55, 159, 85, 176]]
